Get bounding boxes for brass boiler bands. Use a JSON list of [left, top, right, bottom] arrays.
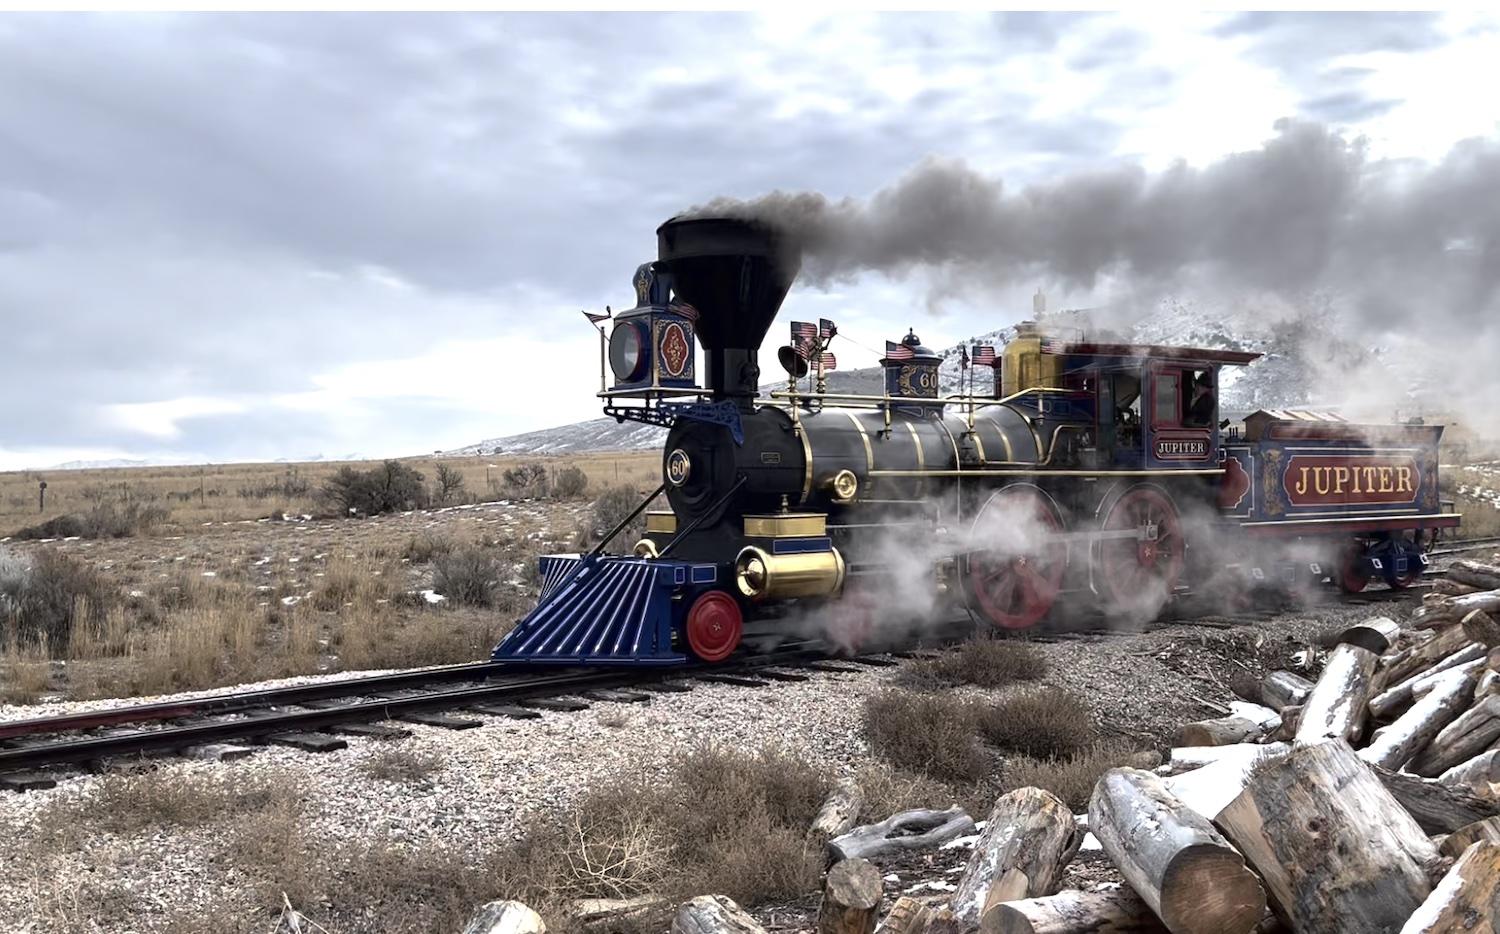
[[794, 403, 1042, 507]]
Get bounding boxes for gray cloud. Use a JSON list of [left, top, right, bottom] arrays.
[[0, 12, 1486, 466]]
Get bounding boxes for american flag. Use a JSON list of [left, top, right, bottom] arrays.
[[818, 352, 837, 371], [791, 321, 818, 342], [819, 318, 836, 339], [582, 308, 611, 325], [972, 343, 997, 366], [958, 345, 970, 369], [670, 301, 699, 322], [884, 340, 914, 361], [1040, 337, 1068, 354], [793, 335, 817, 360]]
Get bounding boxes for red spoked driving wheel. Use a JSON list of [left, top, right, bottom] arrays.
[[1098, 485, 1186, 606], [1337, 542, 1371, 593], [963, 485, 1067, 630], [685, 590, 742, 663]]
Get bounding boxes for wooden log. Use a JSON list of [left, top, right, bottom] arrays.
[[1089, 768, 1265, 933], [987, 885, 1170, 934], [672, 895, 766, 934], [1296, 643, 1377, 743], [463, 901, 547, 934], [1372, 765, 1500, 834], [1399, 841, 1500, 933], [818, 858, 883, 934], [1260, 671, 1313, 711], [830, 807, 976, 862], [571, 896, 667, 926], [1215, 740, 1439, 933], [1436, 815, 1500, 859], [1360, 668, 1476, 770], [1414, 589, 1500, 630], [1173, 716, 1268, 748], [1413, 660, 1486, 700], [1463, 608, 1500, 647], [1449, 560, 1500, 591], [1340, 616, 1403, 654], [810, 780, 865, 841], [873, 897, 929, 934], [950, 787, 1081, 926], [1439, 749, 1500, 792], [1477, 670, 1499, 699], [1370, 644, 1485, 720], [1412, 695, 1500, 777], [1268, 706, 1301, 743], [1164, 751, 1271, 824], [1433, 579, 1483, 597], [1165, 743, 1288, 776], [1378, 626, 1473, 691], [1490, 645, 1500, 672]]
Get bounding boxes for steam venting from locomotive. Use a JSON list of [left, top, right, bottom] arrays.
[[686, 119, 1500, 434]]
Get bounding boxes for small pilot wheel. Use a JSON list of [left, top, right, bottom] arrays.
[[1337, 542, 1371, 594], [1098, 485, 1186, 607], [685, 591, 743, 663], [963, 485, 1067, 630]]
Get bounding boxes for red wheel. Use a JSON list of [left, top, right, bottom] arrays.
[[1337, 543, 1370, 593], [685, 591, 742, 662], [963, 485, 1067, 630], [825, 591, 876, 653], [1098, 485, 1186, 607]]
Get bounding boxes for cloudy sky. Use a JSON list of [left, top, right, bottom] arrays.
[[1, 11, 1497, 469]]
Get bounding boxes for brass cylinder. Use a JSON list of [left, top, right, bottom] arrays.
[[734, 545, 846, 601]]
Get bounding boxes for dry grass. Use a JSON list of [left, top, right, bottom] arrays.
[[12, 744, 826, 934], [900, 640, 1048, 689], [0, 451, 658, 537], [1001, 739, 1142, 810], [977, 686, 1096, 759], [863, 688, 990, 781]]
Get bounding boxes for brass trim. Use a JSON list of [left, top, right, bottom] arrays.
[[903, 421, 925, 471], [744, 513, 828, 537], [735, 545, 846, 601], [843, 410, 874, 473], [867, 468, 1226, 478], [804, 425, 816, 512], [1239, 512, 1460, 528], [644, 510, 677, 534], [968, 425, 986, 462], [828, 469, 859, 503]]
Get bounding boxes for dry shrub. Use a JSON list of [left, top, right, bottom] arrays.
[[313, 556, 396, 611], [0, 548, 115, 653], [1, 639, 52, 704], [586, 485, 650, 549], [863, 689, 990, 781], [432, 548, 499, 607], [402, 533, 454, 564], [977, 686, 1096, 759], [12, 501, 171, 540], [901, 640, 1048, 689], [30, 768, 283, 852], [853, 761, 980, 823], [359, 743, 443, 785], [1002, 739, 1142, 810], [552, 465, 589, 499]]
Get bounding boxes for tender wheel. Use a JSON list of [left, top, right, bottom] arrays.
[[685, 590, 742, 662], [962, 484, 1067, 630], [1097, 485, 1186, 607], [1336, 543, 1371, 593], [1387, 531, 1423, 589]]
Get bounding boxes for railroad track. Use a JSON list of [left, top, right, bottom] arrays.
[[0, 646, 907, 791], [1428, 535, 1500, 559]]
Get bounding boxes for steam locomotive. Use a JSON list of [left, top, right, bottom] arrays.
[[492, 216, 1460, 665]]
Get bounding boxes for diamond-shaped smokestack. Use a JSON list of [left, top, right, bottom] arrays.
[[656, 216, 802, 408]]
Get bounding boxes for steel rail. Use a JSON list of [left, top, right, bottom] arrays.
[[0, 647, 844, 774], [0, 660, 518, 742]]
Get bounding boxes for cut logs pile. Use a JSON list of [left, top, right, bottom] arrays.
[[463, 559, 1500, 934]]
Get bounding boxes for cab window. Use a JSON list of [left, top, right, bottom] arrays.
[[1155, 372, 1180, 425], [1183, 369, 1215, 427]]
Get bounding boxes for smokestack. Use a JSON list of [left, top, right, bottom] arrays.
[[656, 216, 802, 409]]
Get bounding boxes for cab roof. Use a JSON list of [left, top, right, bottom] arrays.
[[1040, 340, 1261, 366]]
